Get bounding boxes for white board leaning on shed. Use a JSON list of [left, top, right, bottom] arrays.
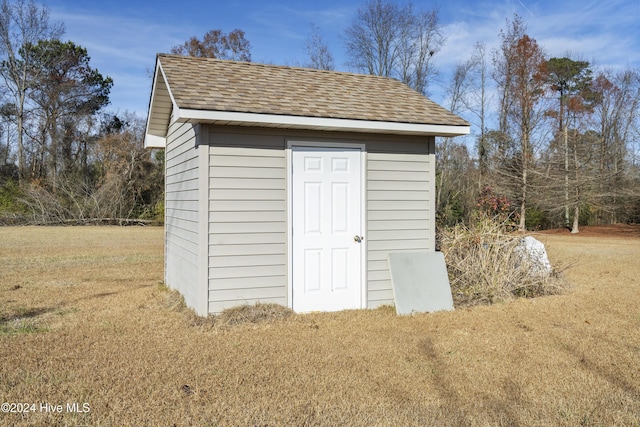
[[144, 54, 470, 315], [388, 251, 454, 314]]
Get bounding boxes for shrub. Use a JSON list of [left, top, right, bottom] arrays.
[[0, 179, 22, 212], [439, 216, 566, 307]]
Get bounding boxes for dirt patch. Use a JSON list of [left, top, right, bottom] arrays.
[[1, 226, 639, 426]]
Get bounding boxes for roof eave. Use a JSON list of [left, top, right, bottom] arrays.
[[175, 108, 471, 137], [144, 58, 177, 148]]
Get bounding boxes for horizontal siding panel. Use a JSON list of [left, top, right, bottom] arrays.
[[368, 269, 391, 282], [166, 189, 199, 202], [210, 254, 285, 268], [367, 210, 429, 221], [208, 277, 286, 292], [209, 286, 286, 301], [210, 221, 286, 234], [368, 230, 430, 241], [211, 155, 285, 168], [368, 170, 428, 181], [368, 248, 427, 262], [210, 264, 286, 279], [166, 166, 198, 182], [209, 243, 285, 257], [367, 287, 393, 299], [209, 200, 285, 212], [166, 178, 199, 193], [367, 152, 428, 162], [166, 248, 197, 271], [368, 219, 429, 231], [167, 122, 197, 146], [210, 211, 284, 223], [209, 132, 284, 149], [211, 146, 284, 157], [210, 189, 285, 200], [165, 139, 194, 161], [367, 239, 429, 251], [166, 237, 197, 260], [368, 160, 429, 172], [367, 288, 395, 304], [166, 147, 198, 169], [210, 177, 285, 190], [165, 207, 198, 222], [211, 166, 284, 179], [368, 200, 428, 211], [367, 180, 428, 191], [210, 232, 286, 245], [165, 216, 198, 233], [166, 205, 199, 218], [368, 260, 390, 271], [368, 190, 429, 201], [166, 225, 198, 244], [368, 279, 393, 291]]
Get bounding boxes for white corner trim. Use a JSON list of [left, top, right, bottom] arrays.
[[197, 139, 210, 316], [177, 108, 470, 137]]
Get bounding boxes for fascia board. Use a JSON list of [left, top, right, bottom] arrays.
[[176, 108, 470, 137]]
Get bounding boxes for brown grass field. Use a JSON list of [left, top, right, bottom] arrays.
[[0, 225, 639, 426]]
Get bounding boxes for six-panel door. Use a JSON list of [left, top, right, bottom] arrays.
[[292, 146, 363, 312]]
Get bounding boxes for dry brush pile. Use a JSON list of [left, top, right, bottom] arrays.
[[439, 217, 567, 307]]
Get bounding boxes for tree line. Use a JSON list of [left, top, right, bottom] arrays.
[[0, 0, 163, 224], [434, 15, 640, 232], [0, 0, 638, 231], [316, 0, 639, 232]]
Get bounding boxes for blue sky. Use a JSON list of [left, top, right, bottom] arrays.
[[44, 0, 640, 120]]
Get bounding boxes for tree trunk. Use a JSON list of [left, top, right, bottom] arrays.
[[564, 124, 570, 228], [571, 205, 580, 233], [519, 167, 527, 230]]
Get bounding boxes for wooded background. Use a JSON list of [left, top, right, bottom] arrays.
[[1, 0, 638, 232]]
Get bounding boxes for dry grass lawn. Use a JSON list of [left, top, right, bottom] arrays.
[[1, 225, 639, 426]]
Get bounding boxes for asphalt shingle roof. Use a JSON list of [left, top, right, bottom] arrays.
[[157, 54, 469, 127]]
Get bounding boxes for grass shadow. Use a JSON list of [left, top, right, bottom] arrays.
[[0, 306, 55, 335]]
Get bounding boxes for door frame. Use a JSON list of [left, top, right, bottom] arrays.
[[286, 139, 367, 311]]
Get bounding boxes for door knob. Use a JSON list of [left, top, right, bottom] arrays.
[[354, 235, 363, 243]]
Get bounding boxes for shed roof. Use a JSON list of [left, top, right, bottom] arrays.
[[145, 54, 469, 147]]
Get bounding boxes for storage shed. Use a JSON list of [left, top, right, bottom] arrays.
[[144, 54, 469, 315]]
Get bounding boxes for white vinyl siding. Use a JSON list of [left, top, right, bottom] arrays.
[[366, 143, 434, 308], [164, 122, 202, 310], [207, 137, 287, 314]]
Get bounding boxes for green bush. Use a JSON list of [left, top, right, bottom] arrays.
[[0, 180, 24, 213]]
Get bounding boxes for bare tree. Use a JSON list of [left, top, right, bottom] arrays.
[[492, 16, 547, 230], [344, 0, 443, 95], [467, 42, 491, 187], [591, 68, 640, 224], [305, 23, 334, 70], [171, 29, 251, 61], [492, 15, 526, 135], [407, 9, 444, 96], [0, 0, 63, 182]]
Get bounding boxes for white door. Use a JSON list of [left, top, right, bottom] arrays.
[[292, 146, 363, 312]]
